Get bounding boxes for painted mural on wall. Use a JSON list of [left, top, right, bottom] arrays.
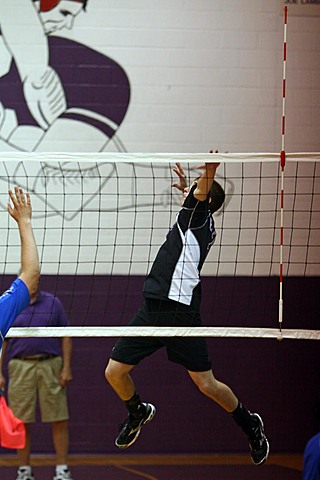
[[0, 1, 317, 278], [0, 0, 130, 152], [0, 0, 193, 257]]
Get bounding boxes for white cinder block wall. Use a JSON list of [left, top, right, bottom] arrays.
[[69, 0, 320, 153]]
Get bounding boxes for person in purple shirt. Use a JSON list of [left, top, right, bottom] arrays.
[[0, 291, 73, 480]]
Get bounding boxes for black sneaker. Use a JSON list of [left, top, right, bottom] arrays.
[[248, 413, 269, 465], [115, 403, 156, 449]]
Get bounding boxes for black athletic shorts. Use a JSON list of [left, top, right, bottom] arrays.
[[110, 298, 212, 372]]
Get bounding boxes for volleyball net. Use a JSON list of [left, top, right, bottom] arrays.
[[1, 151, 319, 340]]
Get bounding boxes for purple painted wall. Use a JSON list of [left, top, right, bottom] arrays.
[[1, 275, 319, 456]]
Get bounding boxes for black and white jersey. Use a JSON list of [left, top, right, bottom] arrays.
[[143, 184, 216, 307]]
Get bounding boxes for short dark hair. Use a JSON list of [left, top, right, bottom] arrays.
[[208, 180, 225, 213]]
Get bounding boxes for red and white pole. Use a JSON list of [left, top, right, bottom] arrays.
[[279, 5, 288, 337]]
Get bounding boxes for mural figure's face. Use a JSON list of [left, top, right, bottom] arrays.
[[39, 1, 83, 34]]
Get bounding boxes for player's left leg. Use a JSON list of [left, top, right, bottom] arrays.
[[188, 369, 269, 466]]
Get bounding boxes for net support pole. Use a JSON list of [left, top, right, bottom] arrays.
[[278, 5, 288, 339]]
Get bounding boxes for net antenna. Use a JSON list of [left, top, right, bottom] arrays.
[[278, 5, 288, 340]]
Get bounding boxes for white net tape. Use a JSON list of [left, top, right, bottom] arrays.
[[0, 151, 319, 163], [6, 326, 320, 340]]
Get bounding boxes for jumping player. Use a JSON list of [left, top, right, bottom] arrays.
[[105, 162, 269, 466]]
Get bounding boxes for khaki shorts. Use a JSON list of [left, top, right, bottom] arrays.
[[8, 356, 69, 423]]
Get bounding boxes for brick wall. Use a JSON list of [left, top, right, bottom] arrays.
[[68, 0, 320, 153]]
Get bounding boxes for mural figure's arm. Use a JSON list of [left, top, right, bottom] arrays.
[[0, 0, 66, 130]]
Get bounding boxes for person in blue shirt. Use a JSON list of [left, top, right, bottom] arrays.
[[304, 433, 320, 480], [0, 187, 39, 347]]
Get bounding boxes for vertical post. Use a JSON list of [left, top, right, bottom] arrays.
[[278, 5, 288, 339]]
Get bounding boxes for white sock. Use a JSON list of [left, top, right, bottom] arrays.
[[18, 466, 32, 475], [56, 465, 69, 474]]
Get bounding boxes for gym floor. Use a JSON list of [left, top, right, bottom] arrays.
[[0, 453, 303, 480]]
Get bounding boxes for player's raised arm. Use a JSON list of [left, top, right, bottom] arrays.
[[193, 162, 220, 202], [8, 187, 40, 302]]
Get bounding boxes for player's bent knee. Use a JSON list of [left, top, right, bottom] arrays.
[[105, 361, 116, 383], [196, 379, 212, 396], [189, 370, 219, 397], [105, 359, 130, 384]]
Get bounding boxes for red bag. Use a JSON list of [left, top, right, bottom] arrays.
[[0, 392, 26, 449]]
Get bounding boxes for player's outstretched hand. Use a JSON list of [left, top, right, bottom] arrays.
[[172, 162, 188, 192], [196, 149, 220, 173], [7, 187, 32, 224]]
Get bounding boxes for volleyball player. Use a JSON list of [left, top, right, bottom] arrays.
[[105, 162, 269, 466], [0, 187, 39, 348]]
